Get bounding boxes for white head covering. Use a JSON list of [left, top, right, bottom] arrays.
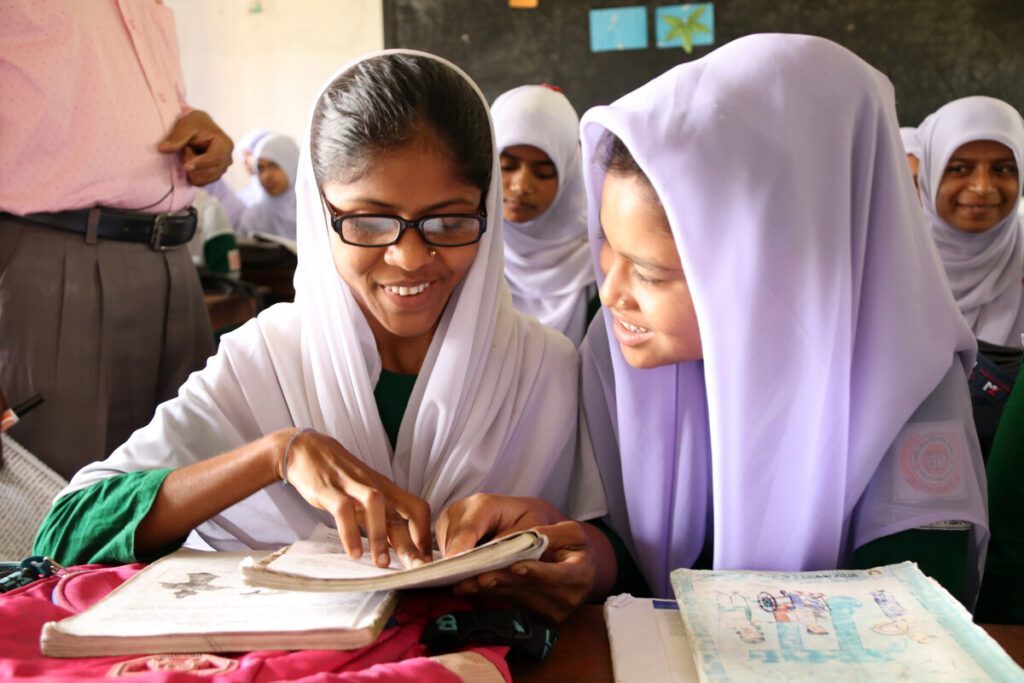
[[917, 96, 1024, 348], [61, 50, 604, 551], [238, 134, 300, 240], [491, 85, 595, 345], [900, 126, 923, 158], [579, 34, 988, 600]]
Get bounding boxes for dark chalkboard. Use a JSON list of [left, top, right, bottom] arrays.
[[383, 0, 1024, 126]]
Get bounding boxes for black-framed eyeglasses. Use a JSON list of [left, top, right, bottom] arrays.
[[329, 212, 487, 248]]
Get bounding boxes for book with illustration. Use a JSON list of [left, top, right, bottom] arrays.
[[40, 549, 397, 657], [666, 561, 1022, 681]]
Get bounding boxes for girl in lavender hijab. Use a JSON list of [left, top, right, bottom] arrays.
[[238, 133, 300, 241], [438, 34, 989, 623]]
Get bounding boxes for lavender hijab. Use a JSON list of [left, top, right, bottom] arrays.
[[579, 34, 988, 599], [491, 86, 595, 345], [238, 133, 300, 241], [917, 96, 1024, 348], [236, 129, 270, 208]]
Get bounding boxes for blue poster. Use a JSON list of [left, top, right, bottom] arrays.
[[656, 3, 715, 53], [589, 6, 648, 52]]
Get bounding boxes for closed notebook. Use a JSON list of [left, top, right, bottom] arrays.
[[40, 549, 396, 658], [669, 561, 1023, 682]]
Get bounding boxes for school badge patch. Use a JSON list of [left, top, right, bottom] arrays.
[[896, 423, 964, 499]]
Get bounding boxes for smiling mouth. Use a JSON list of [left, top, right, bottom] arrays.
[[619, 319, 650, 334], [383, 282, 431, 297]]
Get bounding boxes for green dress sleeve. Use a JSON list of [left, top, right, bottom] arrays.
[[33, 469, 177, 567], [33, 371, 419, 569], [590, 518, 651, 598], [853, 527, 969, 604], [374, 369, 418, 450], [974, 364, 1024, 624]]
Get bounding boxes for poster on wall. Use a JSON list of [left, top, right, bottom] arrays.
[[589, 6, 649, 52], [656, 3, 715, 53]]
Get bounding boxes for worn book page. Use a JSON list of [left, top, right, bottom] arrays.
[[670, 562, 1023, 682], [41, 549, 395, 656], [240, 525, 548, 591]]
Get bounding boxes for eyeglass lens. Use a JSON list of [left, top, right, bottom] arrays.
[[341, 215, 483, 246]]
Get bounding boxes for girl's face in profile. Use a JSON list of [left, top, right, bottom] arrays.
[[258, 158, 291, 196], [935, 139, 1019, 233], [598, 172, 701, 369], [322, 138, 482, 352], [500, 144, 559, 223]]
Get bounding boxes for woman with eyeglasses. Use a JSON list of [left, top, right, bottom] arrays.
[[35, 51, 604, 569]]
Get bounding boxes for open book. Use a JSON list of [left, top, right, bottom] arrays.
[[240, 525, 548, 592], [40, 549, 396, 657], [664, 562, 1022, 682]]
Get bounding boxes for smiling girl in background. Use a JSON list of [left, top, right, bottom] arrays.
[[491, 85, 597, 345], [35, 51, 602, 569]]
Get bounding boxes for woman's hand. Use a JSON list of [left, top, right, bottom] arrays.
[[278, 428, 433, 569], [436, 494, 616, 624]]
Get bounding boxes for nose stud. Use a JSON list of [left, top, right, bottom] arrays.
[[428, 248, 437, 257], [618, 298, 627, 307]]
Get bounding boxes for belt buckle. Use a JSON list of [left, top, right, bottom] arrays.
[[150, 213, 174, 251]]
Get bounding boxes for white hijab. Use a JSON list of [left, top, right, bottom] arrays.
[[491, 85, 595, 345], [900, 126, 923, 158], [61, 50, 605, 551], [918, 96, 1024, 348], [579, 34, 988, 601], [238, 133, 300, 240]]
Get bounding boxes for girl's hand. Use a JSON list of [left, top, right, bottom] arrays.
[[437, 494, 612, 624], [279, 428, 433, 569]]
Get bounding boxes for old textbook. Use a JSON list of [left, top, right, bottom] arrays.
[[240, 525, 549, 592], [665, 561, 1023, 682], [40, 549, 397, 657]]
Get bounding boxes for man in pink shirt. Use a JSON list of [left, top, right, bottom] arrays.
[[0, 0, 234, 479]]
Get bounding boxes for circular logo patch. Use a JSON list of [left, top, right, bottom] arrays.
[[899, 431, 962, 494]]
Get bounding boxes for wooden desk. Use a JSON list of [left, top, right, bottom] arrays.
[[508, 605, 1024, 681], [204, 291, 257, 333]]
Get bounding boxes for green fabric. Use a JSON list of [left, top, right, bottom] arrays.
[[373, 369, 417, 450], [585, 292, 602, 332], [591, 518, 651, 598], [33, 469, 177, 567], [203, 233, 239, 276], [854, 528, 969, 603], [975, 365, 1024, 624]]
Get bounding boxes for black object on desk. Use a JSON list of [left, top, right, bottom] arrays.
[[421, 608, 558, 662]]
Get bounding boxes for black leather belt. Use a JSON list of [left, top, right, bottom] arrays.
[[4, 206, 198, 251]]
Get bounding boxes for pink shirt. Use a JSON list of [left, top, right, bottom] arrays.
[[0, 0, 196, 214]]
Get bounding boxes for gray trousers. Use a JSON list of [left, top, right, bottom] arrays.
[[0, 216, 215, 480]]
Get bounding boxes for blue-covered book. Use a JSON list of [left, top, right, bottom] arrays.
[[669, 562, 1022, 682]]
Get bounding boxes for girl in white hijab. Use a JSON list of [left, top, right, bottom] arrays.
[[491, 85, 597, 345], [35, 51, 603, 569], [917, 96, 1024, 349], [238, 133, 300, 241], [900, 126, 923, 196], [437, 34, 988, 623]]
